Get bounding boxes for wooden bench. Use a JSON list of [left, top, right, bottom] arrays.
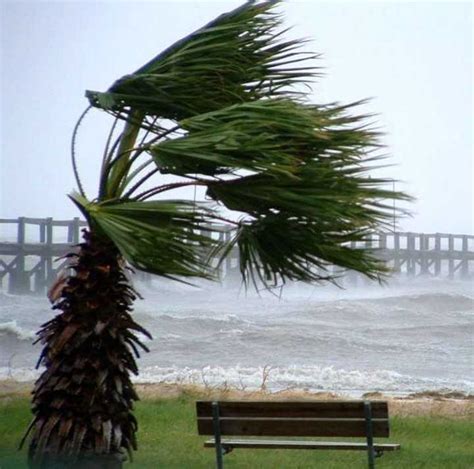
[[196, 400, 400, 468]]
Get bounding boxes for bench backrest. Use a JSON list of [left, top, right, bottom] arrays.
[[196, 401, 389, 438]]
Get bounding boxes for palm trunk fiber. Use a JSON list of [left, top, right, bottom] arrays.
[[23, 229, 151, 468]]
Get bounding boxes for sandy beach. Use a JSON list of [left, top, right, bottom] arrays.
[[1, 380, 472, 419]]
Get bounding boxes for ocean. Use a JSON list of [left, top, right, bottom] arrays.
[[1, 277, 472, 396]]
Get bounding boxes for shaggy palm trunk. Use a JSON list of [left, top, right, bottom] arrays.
[[23, 229, 150, 468]]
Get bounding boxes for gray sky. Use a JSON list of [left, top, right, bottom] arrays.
[[1, 0, 472, 234]]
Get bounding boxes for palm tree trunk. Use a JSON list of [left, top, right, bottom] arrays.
[[23, 229, 150, 468]]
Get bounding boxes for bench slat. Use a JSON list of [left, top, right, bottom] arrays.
[[197, 417, 389, 437], [204, 438, 401, 451], [196, 401, 388, 419]]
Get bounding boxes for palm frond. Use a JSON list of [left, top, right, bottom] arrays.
[[85, 0, 318, 121], [220, 215, 388, 289], [82, 199, 219, 281], [207, 168, 409, 222], [148, 99, 379, 178]]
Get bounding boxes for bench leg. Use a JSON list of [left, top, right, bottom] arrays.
[[212, 402, 224, 469], [364, 401, 375, 469]]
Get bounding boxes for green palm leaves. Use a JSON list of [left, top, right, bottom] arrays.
[[235, 217, 384, 287], [73, 197, 219, 281], [73, 0, 410, 289], [86, 1, 315, 120]]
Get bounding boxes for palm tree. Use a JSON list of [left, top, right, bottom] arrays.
[[22, 1, 409, 467]]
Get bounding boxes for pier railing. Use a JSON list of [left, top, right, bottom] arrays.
[[1, 217, 473, 294]]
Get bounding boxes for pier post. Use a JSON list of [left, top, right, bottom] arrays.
[[407, 233, 415, 276], [68, 217, 81, 244], [393, 233, 400, 273], [461, 235, 469, 279], [34, 219, 47, 293], [9, 217, 30, 294], [45, 217, 54, 287], [434, 234, 441, 276], [448, 235, 454, 278], [420, 234, 429, 275]]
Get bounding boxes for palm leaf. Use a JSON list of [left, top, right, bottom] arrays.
[[82, 199, 219, 281], [221, 215, 388, 288], [148, 99, 379, 179], [85, 0, 317, 120]]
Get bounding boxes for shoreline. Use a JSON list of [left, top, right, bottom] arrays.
[[1, 380, 472, 419]]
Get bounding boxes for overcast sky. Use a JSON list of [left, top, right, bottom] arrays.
[[1, 0, 472, 234]]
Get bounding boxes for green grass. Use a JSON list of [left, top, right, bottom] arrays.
[[1, 395, 473, 468]]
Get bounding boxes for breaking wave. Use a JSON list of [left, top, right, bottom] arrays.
[[135, 364, 474, 396], [0, 321, 36, 341]]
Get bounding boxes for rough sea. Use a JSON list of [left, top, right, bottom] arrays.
[[1, 277, 472, 397]]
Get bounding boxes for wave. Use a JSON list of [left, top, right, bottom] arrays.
[[0, 321, 36, 341], [135, 292, 473, 326], [287, 293, 473, 328], [140, 313, 255, 337], [134, 364, 474, 396], [365, 292, 473, 313], [3, 364, 471, 396]]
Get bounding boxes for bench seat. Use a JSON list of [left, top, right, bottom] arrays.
[[204, 438, 401, 452]]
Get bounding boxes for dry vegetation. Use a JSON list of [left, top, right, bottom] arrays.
[[2, 379, 472, 419]]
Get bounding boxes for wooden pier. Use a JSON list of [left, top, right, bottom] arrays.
[[1, 217, 473, 294], [0, 217, 85, 294]]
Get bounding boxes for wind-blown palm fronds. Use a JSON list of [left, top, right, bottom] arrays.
[[84, 199, 218, 280], [25, 1, 410, 466], [86, 1, 317, 120]]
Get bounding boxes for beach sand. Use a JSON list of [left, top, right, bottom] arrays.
[[1, 380, 472, 419]]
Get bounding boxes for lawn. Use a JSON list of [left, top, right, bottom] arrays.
[[1, 395, 472, 468]]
